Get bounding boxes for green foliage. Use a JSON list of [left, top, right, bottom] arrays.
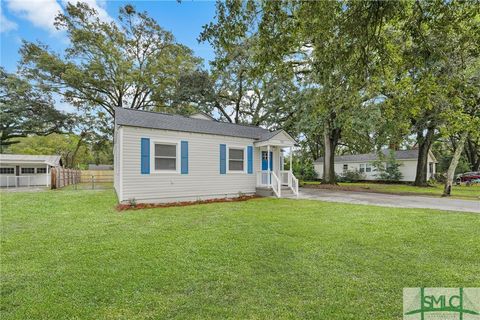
[[0, 68, 72, 151], [291, 157, 317, 181], [438, 155, 471, 175], [337, 170, 366, 183], [6, 133, 112, 168], [20, 3, 201, 123], [372, 151, 404, 182]]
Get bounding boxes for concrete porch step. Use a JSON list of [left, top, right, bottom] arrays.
[[256, 186, 296, 198]]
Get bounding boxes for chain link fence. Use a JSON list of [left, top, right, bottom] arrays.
[[69, 170, 113, 190]]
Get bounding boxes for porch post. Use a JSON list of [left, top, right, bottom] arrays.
[[290, 146, 293, 172], [267, 144, 271, 187]]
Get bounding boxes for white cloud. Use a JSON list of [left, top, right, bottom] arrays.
[[5, 0, 113, 34], [0, 5, 18, 33], [6, 0, 63, 33]]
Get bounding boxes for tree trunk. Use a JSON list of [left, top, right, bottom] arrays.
[[464, 136, 480, 171], [322, 125, 341, 184], [443, 131, 468, 197], [413, 127, 435, 186], [70, 132, 86, 168]]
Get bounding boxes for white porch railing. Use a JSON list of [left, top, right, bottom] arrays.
[[270, 172, 281, 198], [257, 170, 298, 198], [280, 170, 299, 197], [290, 171, 299, 197], [256, 170, 281, 197]]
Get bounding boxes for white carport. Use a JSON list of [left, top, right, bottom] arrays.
[[0, 154, 62, 188]]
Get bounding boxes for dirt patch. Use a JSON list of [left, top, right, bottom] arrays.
[[116, 195, 261, 211]]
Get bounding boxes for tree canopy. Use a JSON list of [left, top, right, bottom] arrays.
[[20, 3, 202, 121], [0, 68, 72, 152]]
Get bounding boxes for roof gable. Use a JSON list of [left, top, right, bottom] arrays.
[[255, 130, 297, 145]]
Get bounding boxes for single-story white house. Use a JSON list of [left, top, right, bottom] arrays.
[[0, 154, 62, 187], [314, 149, 437, 182], [114, 108, 299, 204]]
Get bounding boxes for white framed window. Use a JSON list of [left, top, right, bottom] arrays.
[[359, 163, 372, 173], [21, 167, 35, 174], [366, 163, 372, 173], [228, 147, 245, 172], [343, 164, 348, 172], [0, 167, 14, 174], [37, 168, 47, 174], [153, 142, 178, 172]]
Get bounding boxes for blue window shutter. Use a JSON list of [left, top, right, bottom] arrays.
[[181, 141, 188, 174], [247, 146, 253, 174], [140, 138, 150, 174], [220, 144, 226, 174]]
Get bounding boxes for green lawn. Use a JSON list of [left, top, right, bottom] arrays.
[[1, 189, 479, 319], [303, 181, 480, 200]]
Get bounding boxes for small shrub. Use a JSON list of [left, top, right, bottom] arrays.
[[292, 158, 318, 181], [128, 198, 137, 208], [373, 151, 403, 182], [338, 169, 366, 182]]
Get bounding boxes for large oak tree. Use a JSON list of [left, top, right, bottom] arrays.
[[20, 3, 201, 123]]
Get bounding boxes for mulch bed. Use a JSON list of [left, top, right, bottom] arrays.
[[302, 183, 437, 197], [116, 195, 260, 211]]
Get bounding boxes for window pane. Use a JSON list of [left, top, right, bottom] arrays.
[[155, 158, 176, 170], [37, 168, 47, 173], [155, 144, 176, 157], [21, 168, 35, 174], [0, 168, 14, 174], [229, 148, 244, 160], [229, 160, 244, 171], [366, 164, 372, 172]]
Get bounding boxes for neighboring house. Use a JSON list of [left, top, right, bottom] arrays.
[[0, 154, 62, 187], [88, 164, 114, 170], [314, 149, 437, 182], [114, 108, 299, 204]]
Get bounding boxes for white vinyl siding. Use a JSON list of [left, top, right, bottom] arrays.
[[118, 126, 258, 203], [314, 153, 437, 183]]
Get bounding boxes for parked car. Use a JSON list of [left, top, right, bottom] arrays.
[[456, 172, 480, 185]]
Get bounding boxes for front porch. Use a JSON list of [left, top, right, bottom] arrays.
[[254, 131, 299, 198]]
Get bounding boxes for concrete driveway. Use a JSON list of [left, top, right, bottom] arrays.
[[297, 188, 480, 213]]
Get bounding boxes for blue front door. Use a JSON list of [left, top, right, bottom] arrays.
[[261, 151, 273, 171]]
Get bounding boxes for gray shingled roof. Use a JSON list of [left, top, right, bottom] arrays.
[[315, 149, 419, 163], [0, 154, 62, 166], [115, 107, 275, 140]]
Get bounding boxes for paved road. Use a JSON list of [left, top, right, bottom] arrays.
[[296, 188, 480, 213]]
